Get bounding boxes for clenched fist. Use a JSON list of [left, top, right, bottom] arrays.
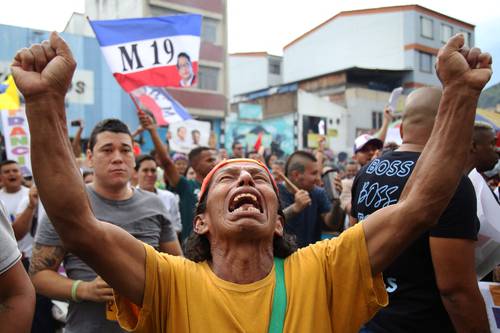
[[292, 189, 312, 213], [11, 31, 76, 100], [436, 34, 492, 92]]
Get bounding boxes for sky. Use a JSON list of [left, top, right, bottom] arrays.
[[0, 0, 498, 84]]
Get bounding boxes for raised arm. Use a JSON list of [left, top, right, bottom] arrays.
[[12, 186, 38, 240], [374, 106, 393, 143], [363, 34, 492, 275], [12, 32, 146, 305], [139, 113, 181, 186]]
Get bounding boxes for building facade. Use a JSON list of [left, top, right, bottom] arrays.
[[230, 67, 406, 154], [1, 0, 228, 150], [228, 5, 473, 154], [229, 52, 282, 98], [62, 0, 228, 149], [283, 5, 474, 88]]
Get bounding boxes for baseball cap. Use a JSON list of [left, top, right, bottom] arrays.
[[353, 134, 383, 154]]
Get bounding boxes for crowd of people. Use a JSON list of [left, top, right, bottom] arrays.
[[0, 32, 499, 333]]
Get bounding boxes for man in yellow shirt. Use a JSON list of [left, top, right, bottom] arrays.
[[13, 32, 491, 332]]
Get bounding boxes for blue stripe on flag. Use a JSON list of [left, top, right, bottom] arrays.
[[0, 83, 8, 94], [160, 89, 192, 121], [89, 14, 202, 46]]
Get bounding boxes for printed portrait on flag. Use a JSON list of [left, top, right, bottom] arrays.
[[168, 120, 211, 154], [177, 52, 196, 87], [89, 14, 202, 92]]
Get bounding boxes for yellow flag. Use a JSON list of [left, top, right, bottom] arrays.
[[0, 75, 20, 110]]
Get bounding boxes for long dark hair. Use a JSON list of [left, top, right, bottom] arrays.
[[183, 186, 298, 262]]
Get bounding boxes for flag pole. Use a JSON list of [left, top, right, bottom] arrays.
[[129, 93, 144, 116]]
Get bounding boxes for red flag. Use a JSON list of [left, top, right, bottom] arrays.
[[254, 132, 263, 152]]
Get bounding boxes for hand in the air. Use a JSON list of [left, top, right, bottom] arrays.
[[293, 189, 312, 213], [11, 31, 76, 100], [28, 186, 38, 209], [138, 113, 156, 131], [436, 33, 492, 91], [383, 105, 393, 123]]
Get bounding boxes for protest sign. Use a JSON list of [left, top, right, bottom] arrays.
[[388, 87, 403, 113], [0, 107, 31, 175], [168, 119, 211, 154], [479, 282, 500, 332], [89, 14, 202, 92]]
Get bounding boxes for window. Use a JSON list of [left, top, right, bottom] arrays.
[[202, 17, 219, 44], [198, 66, 220, 91], [461, 31, 472, 47], [149, 5, 183, 16], [372, 111, 383, 129], [420, 16, 433, 39], [419, 52, 432, 73], [269, 59, 281, 75], [441, 24, 453, 43]]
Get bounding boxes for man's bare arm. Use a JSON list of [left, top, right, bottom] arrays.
[[375, 106, 393, 143], [0, 261, 35, 333], [30, 243, 114, 302], [12, 205, 35, 240], [30, 243, 74, 301], [12, 32, 146, 305], [362, 34, 492, 275], [139, 114, 181, 186], [12, 186, 38, 240], [322, 200, 344, 231], [430, 238, 489, 332]]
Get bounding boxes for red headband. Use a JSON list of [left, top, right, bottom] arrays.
[[199, 158, 279, 200]]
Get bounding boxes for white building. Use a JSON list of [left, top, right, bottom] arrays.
[[228, 5, 475, 153], [283, 5, 474, 88], [229, 52, 282, 98]]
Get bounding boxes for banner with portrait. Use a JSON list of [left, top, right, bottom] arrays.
[[168, 119, 211, 154]]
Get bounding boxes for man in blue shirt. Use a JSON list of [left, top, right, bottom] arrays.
[[279, 151, 342, 247]]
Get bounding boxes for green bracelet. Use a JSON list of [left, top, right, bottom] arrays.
[[71, 280, 82, 303]]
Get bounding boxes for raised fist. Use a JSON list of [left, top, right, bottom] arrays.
[[436, 34, 492, 92], [28, 186, 39, 208], [11, 31, 76, 99], [293, 189, 312, 213], [138, 113, 156, 131]]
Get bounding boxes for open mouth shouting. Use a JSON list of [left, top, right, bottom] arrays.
[[226, 188, 265, 219]]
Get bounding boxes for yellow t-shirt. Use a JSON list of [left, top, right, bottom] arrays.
[[115, 223, 387, 332]]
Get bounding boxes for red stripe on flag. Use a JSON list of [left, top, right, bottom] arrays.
[[114, 62, 198, 92], [136, 94, 168, 126]]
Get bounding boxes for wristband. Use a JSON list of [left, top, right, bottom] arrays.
[[71, 280, 83, 303]]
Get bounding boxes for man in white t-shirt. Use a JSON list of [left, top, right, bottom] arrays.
[[135, 154, 182, 235], [0, 160, 31, 258], [0, 199, 35, 332], [0, 161, 58, 332]]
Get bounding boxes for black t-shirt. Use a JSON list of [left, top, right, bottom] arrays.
[[350, 151, 479, 333]]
